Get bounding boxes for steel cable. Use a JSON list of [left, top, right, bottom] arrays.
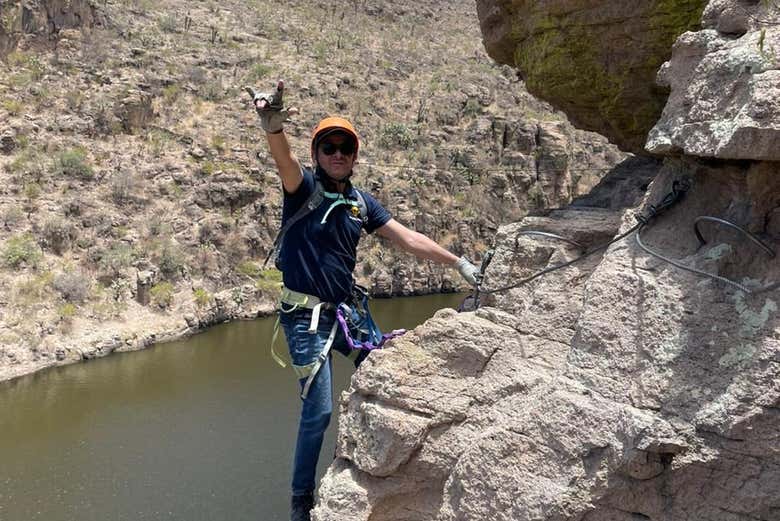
[[637, 216, 780, 296], [479, 180, 691, 295], [694, 216, 776, 258]]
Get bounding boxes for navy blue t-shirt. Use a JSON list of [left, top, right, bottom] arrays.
[[278, 168, 391, 303]]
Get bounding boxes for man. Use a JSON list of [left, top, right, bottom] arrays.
[[248, 81, 479, 521]]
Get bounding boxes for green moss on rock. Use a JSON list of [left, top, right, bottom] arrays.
[[509, 0, 707, 152]]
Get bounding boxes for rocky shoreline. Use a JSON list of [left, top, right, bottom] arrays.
[[0, 284, 276, 384]]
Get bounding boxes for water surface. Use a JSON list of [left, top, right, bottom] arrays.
[[0, 293, 463, 521]]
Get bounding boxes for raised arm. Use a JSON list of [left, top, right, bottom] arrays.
[[247, 81, 303, 194], [265, 131, 302, 194]]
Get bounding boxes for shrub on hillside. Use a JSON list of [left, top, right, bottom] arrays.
[[157, 14, 178, 33], [255, 268, 282, 298], [41, 218, 74, 254], [237, 260, 263, 279], [245, 63, 271, 83], [2, 234, 42, 268], [157, 241, 186, 279], [193, 288, 213, 309], [97, 243, 136, 279], [200, 78, 226, 101], [11, 271, 54, 309], [23, 183, 42, 215], [162, 85, 181, 103], [7, 51, 44, 81], [65, 89, 85, 111], [53, 147, 94, 180], [462, 98, 482, 117], [7, 148, 46, 181], [57, 303, 78, 324], [111, 170, 138, 205], [150, 282, 175, 309], [1, 205, 25, 228], [378, 122, 416, 149], [53, 271, 90, 303], [2, 99, 22, 116]]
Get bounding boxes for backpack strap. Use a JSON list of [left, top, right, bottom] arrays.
[[353, 189, 369, 225], [263, 181, 325, 268]]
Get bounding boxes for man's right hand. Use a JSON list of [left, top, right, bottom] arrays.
[[245, 80, 297, 134]]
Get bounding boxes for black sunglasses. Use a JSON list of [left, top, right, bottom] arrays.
[[320, 141, 356, 156]]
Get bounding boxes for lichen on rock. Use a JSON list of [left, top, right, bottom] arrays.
[[476, 0, 708, 152]]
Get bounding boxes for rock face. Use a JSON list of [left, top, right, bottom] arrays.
[[316, 2, 780, 520], [646, 1, 780, 160], [315, 159, 780, 521], [0, 0, 99, 58], [113, 90, 155, 133], [475, 0, 708, 152]]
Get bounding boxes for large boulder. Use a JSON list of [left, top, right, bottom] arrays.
[[646, 1, 780, 160], [475, 0, 708, 152], [314, 158, 780, 521]]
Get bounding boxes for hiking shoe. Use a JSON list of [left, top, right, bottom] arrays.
[[291, 493, 314, 521]]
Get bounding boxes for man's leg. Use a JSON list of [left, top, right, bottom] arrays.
[[281, 313, 335, 520], [291, 357, 333, 496]]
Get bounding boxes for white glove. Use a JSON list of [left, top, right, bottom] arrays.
[[455, 256, 480, 286], [245, 80, 297, 133]]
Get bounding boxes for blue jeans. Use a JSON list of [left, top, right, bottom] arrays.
[[280, 309, 365, 496]]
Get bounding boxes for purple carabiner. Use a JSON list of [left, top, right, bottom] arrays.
[[335, 308, 405, 351]]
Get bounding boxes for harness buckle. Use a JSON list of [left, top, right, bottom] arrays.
[[308, 302, 323, 334]]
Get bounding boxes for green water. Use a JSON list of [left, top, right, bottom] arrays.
[[0, 293, 463, 521]]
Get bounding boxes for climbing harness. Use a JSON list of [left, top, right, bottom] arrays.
[[636, 215, 780, 295], [273, 285, 406, 399], [335, 304, 406, 352], [299, 318, 340, 400], [262, 178, 368, 269], [466, 180, 691, 307], [270, 286, 337, 368]]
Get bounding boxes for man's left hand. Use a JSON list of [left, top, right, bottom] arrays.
[[455, 256, 481, 286]]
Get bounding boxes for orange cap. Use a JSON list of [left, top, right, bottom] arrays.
[[311, 116, 360, 155]]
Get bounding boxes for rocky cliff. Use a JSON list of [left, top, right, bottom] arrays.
[[646, 0, 780, 160], [315, 2, 780, 520]]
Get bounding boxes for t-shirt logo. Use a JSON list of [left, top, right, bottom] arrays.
[[350, 206, 361, 217]]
